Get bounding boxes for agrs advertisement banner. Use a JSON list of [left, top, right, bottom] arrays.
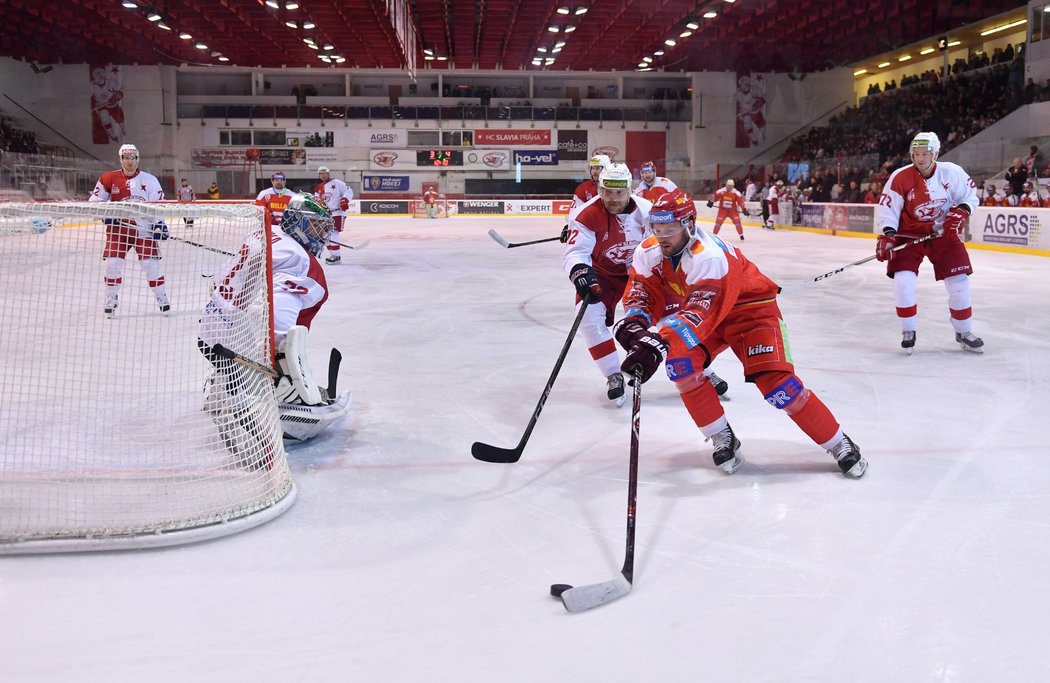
[[972, 206, 1046, 249]]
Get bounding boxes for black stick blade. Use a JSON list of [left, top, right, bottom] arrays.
[[471, 441, 522, 463]]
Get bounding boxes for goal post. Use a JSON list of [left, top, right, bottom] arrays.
[[0, 201, 296, 553]]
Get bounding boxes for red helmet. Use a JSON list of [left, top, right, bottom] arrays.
[[640, 160, 656, 172], [649, 189, 696, 226]]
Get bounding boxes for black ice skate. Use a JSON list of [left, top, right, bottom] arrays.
[[956, 331, 984, 354], [829, 433, 867, 478], [707, 424, 742, 474], [708, 371, 729, 397], [901, 330, 916, 355], [325, 253, 342, 265], [606, 372, 626, 406]]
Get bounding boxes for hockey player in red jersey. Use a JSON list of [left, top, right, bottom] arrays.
[[314, 166, 353, 264], [707, 178, 750, 240], [256, 171, 295, 225], [875, 132, 983, 354], [615, 190, 866, 478], [632, 160, 678, 203], [89, 143, 170, 317], [570, 154, 611, 212], [422, 186, 441, 218]]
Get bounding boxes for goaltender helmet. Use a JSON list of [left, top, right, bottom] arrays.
[[598, 162, 633, 190], [910, 132, 941, 158], [648, 189, 697, 233], [281, 193, 334, 257]]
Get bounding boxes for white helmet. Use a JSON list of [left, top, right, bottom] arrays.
[[588, 154, 611, 169], [598, 163, 632, 190], [118, 143, 139, 162], [317, 166, 330, 175], [725, 179, 735, 188], [910, 132, 941, 158]]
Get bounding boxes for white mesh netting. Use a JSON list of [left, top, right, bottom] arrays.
[[0, 202, 295, 553]]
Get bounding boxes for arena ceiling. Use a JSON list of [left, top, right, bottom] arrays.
[[0, 0, 1030, 74]]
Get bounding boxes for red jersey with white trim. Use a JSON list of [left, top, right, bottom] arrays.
[[633, 176, 679, 203], [876, 161, 979, 238], [1018, 191, 1041, 207], [563, 194, 652, 279], [571, 179, 599, 211], [256, 187, 295, 224], [314, 178, 352, 217], [712, 187, 746, 213], [423, 188, 439, 204], [983, 191, 1006, 207], [622, 229, 779, 343], [199, 226, 329, 349], [90, 169, 164, 203]]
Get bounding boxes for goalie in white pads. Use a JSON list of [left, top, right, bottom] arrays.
[[198, 194, 349, 464]]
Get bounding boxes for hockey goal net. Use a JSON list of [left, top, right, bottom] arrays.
[[0, 201, 295, 553], [411, 196, 451, 218]]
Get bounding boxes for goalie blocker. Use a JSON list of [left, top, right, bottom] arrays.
[[274, 325, 351, 441]]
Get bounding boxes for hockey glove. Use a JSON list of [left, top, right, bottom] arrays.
[[875, 230, 896, 262], [742, 208, 751, 217], [150, 220, 170, 241], [613, 317, 649, 351], [559, 224, 570, 243], [706, 200, 714, 208], [941, 206, 968, 236], [569, 264, 601, 303], [339, 197, 350, 212], [621, 332, 668, 384]]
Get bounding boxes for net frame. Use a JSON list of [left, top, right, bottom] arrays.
[[0, 201, 296, 554]]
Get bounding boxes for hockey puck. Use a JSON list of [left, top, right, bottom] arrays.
[[550, 583, 572, 597]]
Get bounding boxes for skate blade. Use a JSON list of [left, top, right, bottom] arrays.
[[959, 344, 984, 354], [844, 457, 868, 478], [720, 454, 743, 474]]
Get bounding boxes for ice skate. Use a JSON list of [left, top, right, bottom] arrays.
[[156, 292, 171, 314], [325, 253, 342, 265], [606, 372, 626, 406], [707, 424, 742, 474], [739, 234, 745, 241], [828, 433, 866, 478], [956, 331, 984, 354], [901, 330, 916, 355], [708, 371, 729, 397], [104, 292, 118, 318]]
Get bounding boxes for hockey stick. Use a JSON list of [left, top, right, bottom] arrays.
[[781, 232, 938, 293], [212, 343, 280, 379], [330, 239, 370, 250], [169, 235, 234, 257], [553, 365, 643, 613], [471, 300, 590, 463], [488, 228, 562, 249]]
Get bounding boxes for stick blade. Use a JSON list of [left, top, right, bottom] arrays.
[[559, 574, 632, 613], [471, 441, 522, 463], [349, 240, 370, 250], [211, 343, 236, 359], [487, 229, 510, 248]]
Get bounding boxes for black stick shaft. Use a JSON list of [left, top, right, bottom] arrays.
[[621, 366, 643, 583], [488, 228, 562, 248], [169, 235, 234, 256], [212, 343, 279, 379], [471, 300, 590, 463], [784, 232, 936, 292]]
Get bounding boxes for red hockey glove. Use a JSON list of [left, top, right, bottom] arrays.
[[621, 332, 668, 384], [339, 197, 350, 212], [942, 206, 968, 236], [875, 230, 896, 262]]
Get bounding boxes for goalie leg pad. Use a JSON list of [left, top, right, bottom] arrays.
[[276, 325, 323, 405], [280, 391, 351, 441]]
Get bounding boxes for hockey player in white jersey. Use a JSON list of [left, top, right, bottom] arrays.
[[198, 194, 350, 466], [314, 166, 353, 264], [875, 132, 983, 354]]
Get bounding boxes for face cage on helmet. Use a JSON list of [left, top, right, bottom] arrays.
[[282, 209, 333, 257]]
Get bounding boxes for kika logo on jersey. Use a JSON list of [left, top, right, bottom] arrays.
[[747, 344, 775, 356]]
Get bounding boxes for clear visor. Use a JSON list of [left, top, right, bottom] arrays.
[[649, 212, 689, 237]]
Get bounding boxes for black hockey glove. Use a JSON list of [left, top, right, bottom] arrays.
[[613, 317, 649, 351], [706, 200, 714, 208], [621, 332, 668, 384], [559, 224, 570, 243], [569, 264, 601, 303]]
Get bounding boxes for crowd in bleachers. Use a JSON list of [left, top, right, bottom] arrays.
[[1, 117, 39, 154]]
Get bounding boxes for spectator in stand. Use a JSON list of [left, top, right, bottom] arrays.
[[863, 181, 881, 204], [841, 179, 863, 203], [1004, 158, 1028, 201], [1025, 145, 1044, 176], [207, 182, 221, 200]]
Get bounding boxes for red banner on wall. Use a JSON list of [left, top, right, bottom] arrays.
[[473, 130, 552, 146]]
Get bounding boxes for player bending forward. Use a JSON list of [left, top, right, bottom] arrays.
[[89, 143, 170, 317], [615, 190, 866, 478], [198, 195, 350, 467], [875, 132, 983, 354]]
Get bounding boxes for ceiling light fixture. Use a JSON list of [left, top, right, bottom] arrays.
[[423, 48, 433, 55], [980, 18, 1026, 36], [642, 56, 652, 63], [195, 43, 208, 50], [147, 11, 162, 21], [121, 1, 138, 7], [853, 69, 868, 76], [653, 49, 664, 56], [323, 44, 334, 50], [703, 11, 717, 19], [425, 55, 435, 61], [555, 41, 565, 47], [537, 47, 548, 53], [947, 40, 961, 47], [575, 7, 587, 15], [920, 47, 935, 55], [548, 26, 560, 32], [898, 55, 911, 61], [302, 21, 315, 29], [436, 56, 447, 61], [307, 43, 319, 50], [335, 57, 346, 63], [285, 1, 300, 9], [156, 22, 170, 30], [564, 26, 576, 32], [664, 39, 676, 46], [285, 20, 297, 28], [265, 0, 280, 8], [680, 31, 692, 38], [218, 56, 229, 62], [179, 32, 192, 39], [552, 47, 562, 53], [303, 37, 315, 44], [877, 61, 890, 68], [557, 7, 570, 14], [686, 21, 699, 30], [638, 62, 648, 68]]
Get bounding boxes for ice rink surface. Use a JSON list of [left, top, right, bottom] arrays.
[[3, 214, 1050, 682]]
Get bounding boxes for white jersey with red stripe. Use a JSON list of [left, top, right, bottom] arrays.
[[88, 169, 165, 231], [314, 178, 353, 218], [199, 226, 330, 349], [876, 161, 979, 238], [633, 177, 678, 203], [563, 194, 652, 279]]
